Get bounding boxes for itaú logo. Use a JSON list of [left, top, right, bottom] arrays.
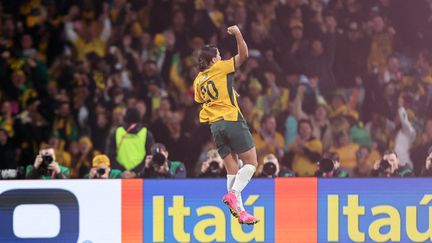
[[327, 194, 432, 242], [152, 195, 265, 243], [0, 189, 79, 242]]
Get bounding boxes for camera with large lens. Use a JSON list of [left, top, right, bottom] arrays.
[[206, 160, 222, 176], [262, 162, 277, 177], [378, 159, 391, 172], [97, 168, 106, 176], [152, 152, 166, 166], [41, 155, 53, 168], [320, 158, 335, 173]]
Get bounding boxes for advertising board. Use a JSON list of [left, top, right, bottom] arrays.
[[318, 179, 432, 243], [143, 179, 275, 243], [0, 180, 122, 243], [2, 178, 431, 243]]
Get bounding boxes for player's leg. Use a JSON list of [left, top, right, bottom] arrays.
[[228, 120, 257, 195], [232, 146, 257, 193], [211, 121, 243, 217], [222, 152, 242, 218], [225, 119, 259, 224], [225, 153, 245, 212], [234, 147, 260, 224], [223, 152, 239, 175]]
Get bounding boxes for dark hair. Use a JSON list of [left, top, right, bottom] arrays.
[[198, 45, 218, 71], [151, 143, 167, 155], [39, 143, 54, 150], [260, 114, 275, 124], [125, 108, 141, 125], [383, 150, 398, 158], [297, 119, 313, 133], [323, 151, 340, 162], [56, 101, 70, 109]]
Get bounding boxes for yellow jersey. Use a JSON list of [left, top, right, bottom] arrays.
[[194, 57, 243, 124], [289, 139, 323, 176], [329, 143, 360, 170]]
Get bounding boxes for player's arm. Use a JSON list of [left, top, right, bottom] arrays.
[[227, 25, 248, 69]]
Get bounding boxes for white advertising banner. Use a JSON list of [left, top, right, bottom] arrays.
[[0, 180, 122, 243]]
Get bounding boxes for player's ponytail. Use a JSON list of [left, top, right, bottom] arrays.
[[198, 45, 218, 71]]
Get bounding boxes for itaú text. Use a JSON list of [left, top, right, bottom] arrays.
[[327, 194, 432, 242], [152, 195, 265, 242]]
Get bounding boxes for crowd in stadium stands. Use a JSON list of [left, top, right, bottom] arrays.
[[1, 0, 432, 179]]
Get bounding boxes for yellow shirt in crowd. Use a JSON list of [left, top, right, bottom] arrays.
[[329, 143, 360, 170], [289, 139, 323, 176], [74, 38, 107, 60], [252, 131, 285, 174]]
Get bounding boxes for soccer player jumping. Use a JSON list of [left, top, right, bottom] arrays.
[[193, 25, 259, 225]]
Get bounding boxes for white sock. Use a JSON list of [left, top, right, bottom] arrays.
[[236, 191, 244, 211], [231, 164, 256, 195], [227, 174, 236, 192], [227, 174, 244, 211]]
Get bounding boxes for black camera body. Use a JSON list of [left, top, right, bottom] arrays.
[[379, 159, 391, 172], [41, 155, 53, 168], [207, 160, 221, 174], [38, 155, 53, 175], [320, 158, 335, 173], [97, 168, 106, 176], [152, 152, 166, 166]]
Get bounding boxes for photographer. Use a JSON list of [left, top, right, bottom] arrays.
[[370, 150, 414, 177], [352, 145, 381, 177], [85, 154, 122, 179], [315, 155, 349, 178], [26, 145, 70, 179], [141, 143, 186, 178], [258, 154, 295, 178], [197, 149, 225, 178]]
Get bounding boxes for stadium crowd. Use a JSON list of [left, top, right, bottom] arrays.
[[0, 0, 432, 179]]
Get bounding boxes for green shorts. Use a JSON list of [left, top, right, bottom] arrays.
[[210, 119, 255, 159]]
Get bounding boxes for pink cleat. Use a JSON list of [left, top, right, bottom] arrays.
[[222, 192, 241, 218], [238, 210, 260, 225]]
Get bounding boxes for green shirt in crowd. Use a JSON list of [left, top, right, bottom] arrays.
[[25, 165, 70, 179]]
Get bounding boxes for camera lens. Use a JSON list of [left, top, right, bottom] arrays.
[[41, 155, 53, 168], [152, 153, 166, 166], [379, 159, 391, 171], [97, 168, 106, 175], [208, 161, 220, 172], [263, 163, 276, 176], [206, 160, 221, 176], [319, 158, 334, 173]]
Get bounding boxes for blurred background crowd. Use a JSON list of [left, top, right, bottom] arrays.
[[1, 0, 432, 179]]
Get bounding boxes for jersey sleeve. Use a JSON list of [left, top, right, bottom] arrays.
[[217, 57, 235, 74], [194, 79, 204, 103]]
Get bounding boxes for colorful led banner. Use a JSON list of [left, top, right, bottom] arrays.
[[2, 178, 431, 242]]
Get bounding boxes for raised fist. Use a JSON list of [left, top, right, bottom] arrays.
[[227, 25, 240, 35]]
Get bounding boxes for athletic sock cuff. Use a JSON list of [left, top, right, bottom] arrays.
[[243, 164, 256, 174]]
